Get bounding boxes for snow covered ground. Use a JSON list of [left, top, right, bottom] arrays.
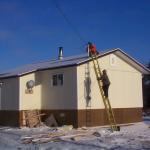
[[0, 119, 150, 150]]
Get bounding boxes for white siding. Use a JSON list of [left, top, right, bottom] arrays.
[[20, 67, 78, 110], [77, 54, 143, 109], [41, 67, 77, 109], [19, 72, 42, 110]]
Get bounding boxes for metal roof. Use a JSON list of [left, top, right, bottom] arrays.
[[0, 49, 149, 79], [0, 53, 89, 78]]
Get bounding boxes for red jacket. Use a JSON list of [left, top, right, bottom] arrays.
[[89, 44, 96, 54]]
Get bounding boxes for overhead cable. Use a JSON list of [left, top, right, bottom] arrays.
[[52, 0, 86, 44]]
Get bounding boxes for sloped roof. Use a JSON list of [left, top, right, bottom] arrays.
[[0, 48, 149, 79], [0, 53, 89, 79]]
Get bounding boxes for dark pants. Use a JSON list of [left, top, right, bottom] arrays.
[[89, 51, 99, 57], [102, 85, 109, 98]]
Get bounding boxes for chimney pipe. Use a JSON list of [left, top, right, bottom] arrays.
[[58, 47, 63, 60]]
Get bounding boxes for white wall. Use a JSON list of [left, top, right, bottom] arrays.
[[41, 67, 77, 109], [77, 54, 143, 109], [19, 72, 42, 110], [1, 53, 143, 111], [20, 67, 78, 110]]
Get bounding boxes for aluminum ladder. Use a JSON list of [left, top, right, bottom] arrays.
[[91, 54, 119, 131]]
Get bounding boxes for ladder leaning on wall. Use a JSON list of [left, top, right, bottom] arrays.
[[90, 53, 119, 131]]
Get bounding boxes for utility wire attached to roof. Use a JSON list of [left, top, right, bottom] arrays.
[[52, 0, 86, 44]]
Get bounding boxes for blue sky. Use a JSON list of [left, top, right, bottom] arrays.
[[0, 0, 150, 71]]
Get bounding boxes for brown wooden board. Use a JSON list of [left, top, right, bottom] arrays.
[[23, 110, 44, 127]]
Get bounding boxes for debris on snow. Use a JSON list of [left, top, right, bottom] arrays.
[[0, 122, 150, 150], [45, 114, 58, 127]]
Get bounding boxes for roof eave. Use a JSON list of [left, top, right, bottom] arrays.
[[114, 49, 150, 75], [77, 48, 150, 75], [0, 64, 78, 79], [77, 49, 119, 65], [0, 48, 149, 79]]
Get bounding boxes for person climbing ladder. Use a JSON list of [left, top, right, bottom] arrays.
[[87, 42, 99, 56], [87, 42, 119, 131], [98, 69, 110, 98]]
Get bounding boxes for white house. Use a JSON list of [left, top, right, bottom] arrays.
[[0, 48, 149, 127]]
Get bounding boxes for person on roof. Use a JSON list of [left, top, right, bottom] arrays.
[[98, 69, 110, 98], [87, 42, 99, 56]]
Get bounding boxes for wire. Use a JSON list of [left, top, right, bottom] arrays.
[[52, 0, 86, 44]]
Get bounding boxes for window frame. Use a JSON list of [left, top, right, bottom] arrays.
[[51, 73, 64, 87]]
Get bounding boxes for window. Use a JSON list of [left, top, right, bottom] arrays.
[[52, 74, 64, 86], [58, 74, 63, 85], [52, 75, 57, 86]]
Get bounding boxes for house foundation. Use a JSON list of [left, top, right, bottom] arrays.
[[0, 108, 142, 127]]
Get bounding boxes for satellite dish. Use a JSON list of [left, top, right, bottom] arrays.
[[26, 80, 35, 89], [0, 82, 3, 86]]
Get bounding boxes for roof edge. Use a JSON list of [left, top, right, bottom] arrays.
[[114, 49, 150, 74], [77, 48, 150, 74], [76, 48, 119, 65], [0, 48, 149, 79]]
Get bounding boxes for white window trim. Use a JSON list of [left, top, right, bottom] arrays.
[[51, 73, 64, 87]]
